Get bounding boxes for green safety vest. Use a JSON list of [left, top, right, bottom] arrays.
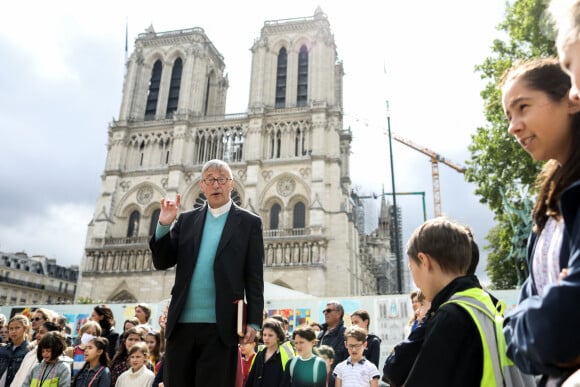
[[443, 288, 534, 387]]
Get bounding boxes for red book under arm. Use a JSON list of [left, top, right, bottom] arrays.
[[235, 299, 247, 337]]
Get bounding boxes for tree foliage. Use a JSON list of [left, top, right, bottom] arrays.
[[467, 0, 555, 288]]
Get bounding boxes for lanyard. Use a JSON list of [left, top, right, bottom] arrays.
[[39, 362, 56, 386], [88, 366, 105, 387]]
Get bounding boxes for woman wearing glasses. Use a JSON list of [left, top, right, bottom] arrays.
[[30, 308, 54, 339]]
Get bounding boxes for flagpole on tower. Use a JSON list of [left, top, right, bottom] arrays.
[[124, 16, 129, 65]]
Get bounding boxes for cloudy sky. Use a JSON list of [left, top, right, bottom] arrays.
[[0, 0, 508, 284]]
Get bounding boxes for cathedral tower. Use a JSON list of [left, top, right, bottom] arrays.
[[77, 9, 392, 302]]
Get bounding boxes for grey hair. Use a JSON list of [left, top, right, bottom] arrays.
[[201, 159, 233, 178], [327, 300, 344, 319]]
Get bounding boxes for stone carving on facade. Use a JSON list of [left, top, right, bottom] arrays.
[[237, 168, 247, 182], [136, 185, 154, 205], [262, 170, 273, 181], [299, 168, 310, 179], [184, 173, 193, 184], [277, 177, 296, 197], [161, 177, 168, 189], [119, 180, 131, 192]]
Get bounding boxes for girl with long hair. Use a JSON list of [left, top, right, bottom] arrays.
[[501, 57, 580, 385]]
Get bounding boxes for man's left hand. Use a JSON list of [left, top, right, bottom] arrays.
[[240, 325, 257, 344]]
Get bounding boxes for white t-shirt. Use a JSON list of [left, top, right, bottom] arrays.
[[333, 357, 380, 387]]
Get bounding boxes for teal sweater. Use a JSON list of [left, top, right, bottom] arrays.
[[156, 210, 229, 323]]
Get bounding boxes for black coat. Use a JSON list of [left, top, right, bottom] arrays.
[[150, 203, 265, 346], [504, 179, 580, 381], [383, 275, 484, 387], [245, 349, 284, 387]]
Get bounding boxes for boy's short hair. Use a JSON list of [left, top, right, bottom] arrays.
[[343, 325, 367, 342], [128, 341, 149, 356], [406, 217, 472, 275]]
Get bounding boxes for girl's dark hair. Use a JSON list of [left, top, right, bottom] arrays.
[[91, 337, 111, 366], [111, 327, 145, 364], [122, 317, 140, 331], [261, 318, 286, 343], [292, 326, 317, 341], [37, 331, 66, 362], [135, 304, 152, 321], [72, 337, 110, 387], [350, 309, 371, 329], [501, 58, 580, 232], [41, 321, 60, 333], [146, 331, 161, 363], [93, 305, 115, 331]]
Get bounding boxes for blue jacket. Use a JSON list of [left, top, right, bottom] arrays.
[[0, 340, 30, 386], [504, 180, 580, 379]]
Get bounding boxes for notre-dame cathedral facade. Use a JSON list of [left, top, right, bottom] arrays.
[[76, 8, 403, 303]]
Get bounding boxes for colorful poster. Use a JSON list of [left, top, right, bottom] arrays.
[[74, 314, 90, 337], [294, 308, 311, 328]]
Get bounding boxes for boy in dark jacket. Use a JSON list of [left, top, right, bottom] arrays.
[[384, 217, 505, 386]]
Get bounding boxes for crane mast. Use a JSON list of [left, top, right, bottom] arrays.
[[392, 133, 466, 217]]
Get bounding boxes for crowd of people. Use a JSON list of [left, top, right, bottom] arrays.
[[0, 303, 164, 387], [3, 1, 580, 383]]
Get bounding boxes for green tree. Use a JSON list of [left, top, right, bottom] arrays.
[[467, 0, 555, 288]]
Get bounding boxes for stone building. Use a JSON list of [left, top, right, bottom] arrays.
[[0, 252, 78, 305], [76, 8, 399, 303]]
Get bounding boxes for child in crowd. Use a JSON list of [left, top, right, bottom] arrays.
[[73, 337, 111, 387], [317, 345, 335, 387], [145, 331, 161, 373], [115, 342, 154, 387], [239, 335, 258, 385], [501, 56, 580, 384], [70, 321, 102, 378], [23, 331, 71, 387], [110, 327, 150, 385], [245, 318, 294, 387], [0, 314, 31, 386], [282, 326, 326, 387], [333, 326, 379, 387], [386, 217, 525, 386], [349, 310, 381, 369], [11, 321, 60, 387]]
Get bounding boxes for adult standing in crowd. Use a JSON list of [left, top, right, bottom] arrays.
[[317, 301, 348, 378], [150, 159, 265, 387], [30, 308, 53, 340], [90, 304, 120, 360]]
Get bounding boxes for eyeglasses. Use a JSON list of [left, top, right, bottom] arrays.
[[346, 344, 363, 350], [31, 317, 43, 322], [322, 309, 337, 314], [202, 177, 232, 185]]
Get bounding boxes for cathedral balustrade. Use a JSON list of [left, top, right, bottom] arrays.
[[91, 236, 150, 247], [83, 249, 154, 274], [264, 240, 326, 267], [263, 228, 309, 238]]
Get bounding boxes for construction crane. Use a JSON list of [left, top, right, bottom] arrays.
[[393, 133, 466, 217]]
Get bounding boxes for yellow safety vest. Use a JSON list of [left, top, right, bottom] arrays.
[[249, 340, 295, 372], [443, 288, 534, 387]]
